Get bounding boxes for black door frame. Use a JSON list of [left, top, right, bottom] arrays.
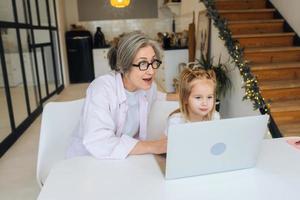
[[0, 0, 64, 157]]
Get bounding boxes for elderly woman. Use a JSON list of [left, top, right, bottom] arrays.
[[67, 32, 176, 159]]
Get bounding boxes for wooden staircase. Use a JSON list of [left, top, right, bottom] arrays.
[[215, 0, 300, 137]]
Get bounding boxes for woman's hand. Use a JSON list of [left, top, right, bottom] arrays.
[[130, 136, 167, 155], [148, 136, 167, 154]]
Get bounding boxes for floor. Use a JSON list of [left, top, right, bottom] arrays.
[[0, 84, 55, 142], [0, 83, 89, 200]]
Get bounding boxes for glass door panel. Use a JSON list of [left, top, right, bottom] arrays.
[[0, 0, 15, 22], [39, 0, 48, 26], [36, 48, 47, 99], [44, 46, 55, 93], [20, 29, 38, 112], [2, 28, 28, 127], [48, 0, 56, 26], [52, 31, 62, 86], [0, 57, 12, 142], [16, 0, 27, 23], [34, 30, 50, 43], [29, 0, 38, 25]]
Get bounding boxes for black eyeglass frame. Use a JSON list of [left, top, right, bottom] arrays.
[[132, 59, 162, 71]]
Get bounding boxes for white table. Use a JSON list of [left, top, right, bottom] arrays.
[[38, 138, 300, 200]]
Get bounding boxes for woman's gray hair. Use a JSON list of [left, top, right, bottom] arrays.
[[108, 31, 162, 74]]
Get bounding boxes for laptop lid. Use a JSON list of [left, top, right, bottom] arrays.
[[165, 114, 269, 179]]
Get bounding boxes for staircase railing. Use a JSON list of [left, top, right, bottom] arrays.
[[201, 0, 282, 138]]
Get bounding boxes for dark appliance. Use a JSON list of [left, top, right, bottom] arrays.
[[66, 30, 94, 83], [94, 27, 106, 48]]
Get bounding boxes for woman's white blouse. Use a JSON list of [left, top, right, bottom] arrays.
[[66, 72, 166, 159], [123, 90, 140, 137]]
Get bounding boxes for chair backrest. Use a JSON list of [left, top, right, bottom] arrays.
[[36, 99, 84, 187], [147, 100, 179, 140]]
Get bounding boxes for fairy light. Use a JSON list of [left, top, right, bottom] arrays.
[[202, 0, 271, 113]]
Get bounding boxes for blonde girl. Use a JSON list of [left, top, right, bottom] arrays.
[[168, 67, 220, 127]]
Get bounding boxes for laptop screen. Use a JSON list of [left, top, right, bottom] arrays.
[[165, 115, 269, 179]]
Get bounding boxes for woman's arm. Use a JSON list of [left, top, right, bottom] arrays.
[[130, 136, 167, 155], [82, 80, 139, 159]]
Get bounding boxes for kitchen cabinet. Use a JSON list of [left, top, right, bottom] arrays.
[[93, 48, 111, 78], [156, 49, 188, 93]]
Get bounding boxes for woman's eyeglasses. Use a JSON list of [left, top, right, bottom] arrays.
[[132, 59, 162, 71]]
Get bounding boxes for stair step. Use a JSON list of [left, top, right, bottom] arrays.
[[272, 111, 300, 127], [252, 62, 300, 71], [233, 32, 295, 48], [219, 9, 275, 21], [233, 32, 295, 39], [271, 99, 300, 112], [277, 121, 300, 137], [270, 99, 300, 126], [252, 62, 300, 81], [260, 79, 300, 101], [215, 0, 267, 10], [228, 19, 284, 34], [245, 46, 300, 53], [260, 79, 300, 90], [244, 46, 300, 64]]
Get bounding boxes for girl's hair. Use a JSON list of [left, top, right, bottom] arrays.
[[172, 67, 217, 121], [107, 31, 162, 74]]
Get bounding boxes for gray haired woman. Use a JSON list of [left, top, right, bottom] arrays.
[[67, 31, 176, 159]]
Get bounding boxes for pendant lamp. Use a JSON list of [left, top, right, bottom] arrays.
[[110, 0, 130, 8]]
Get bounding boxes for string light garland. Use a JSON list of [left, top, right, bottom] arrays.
[[201, 0, 271, 114]]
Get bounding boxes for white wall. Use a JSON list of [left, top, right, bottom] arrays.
[[270, 0, 300, 35], [56, 0, 70, 86], [180, 0, 206, 31], [63, 0, 79, 30], [210, 24, 260, 118]]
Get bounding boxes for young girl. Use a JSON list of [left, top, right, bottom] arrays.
[[168, 67, 220, 127]]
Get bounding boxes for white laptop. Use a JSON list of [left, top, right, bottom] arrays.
[[165, 114, 269, 179]]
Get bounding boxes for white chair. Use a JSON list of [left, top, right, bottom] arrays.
[[147, 100, 179, 140], [36, 99, 84, 187], [36, 99, 178, 187]]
